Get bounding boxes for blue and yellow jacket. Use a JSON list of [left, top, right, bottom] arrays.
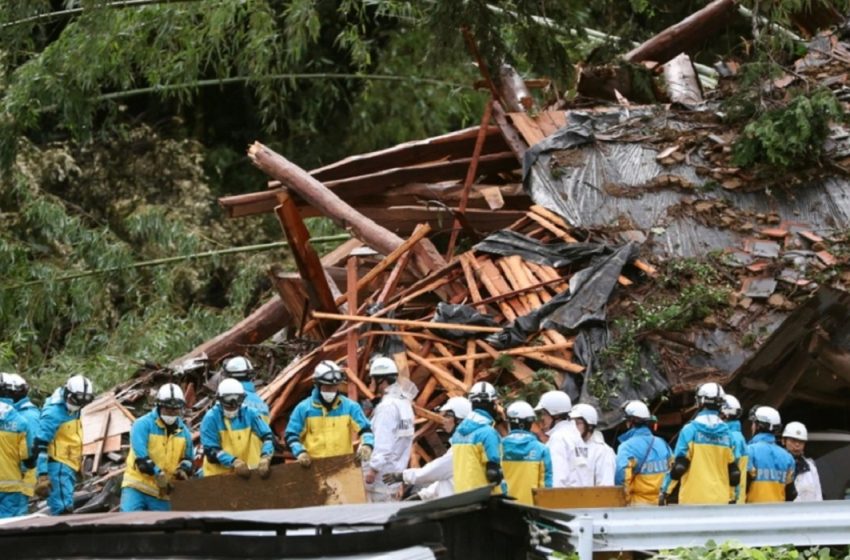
[[123, 410, 193, 498], [35, 389, 83, 474], [502, 429, 551, 505], [616, 426, 672, 505], [241, 381, 270, 422], [746, 432, 795, 503], [201, 403, 273, 477], [662, 411, 737, 505], [0, 398, 31, 493], [450, 409, 502, 494], [285, 388, 373, 459], [13, 398, 40, 497], [727, 419, 749, 503]]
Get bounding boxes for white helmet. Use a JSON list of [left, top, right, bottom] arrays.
[[439, 396, 472, 420], [217, 378, 246, 407], [369, 356, 399, 378], [468, 381, 498, 404], [155, 383, 186, 409], [623, 400, 651, 422], [569, 403, 599, 426], [782, 421, 808, 441], [65, 375, 95, 408], [696, 382, 725, 408], [751, 406, 782, 432], [721, 394, 742, 419], [313, 360, 345, 385], [222, 356, 254, 379], [0, 373, 27, 401], [506, 401, 536, 422], [534, 390, 572, 416]]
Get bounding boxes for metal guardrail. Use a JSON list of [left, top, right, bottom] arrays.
[[529, 501, 850, 560]]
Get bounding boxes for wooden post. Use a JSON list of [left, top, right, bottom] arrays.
[[346, 256, 359, 400], [274, 190, 339, 335]]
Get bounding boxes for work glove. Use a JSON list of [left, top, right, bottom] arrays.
[[34, 475, 52, 499], [233, 459, 251, 479], [154, 471, 169, 490], [356, 445, 372, 465], [382, 472, 403, 485], [297, 452, 312, 468], [258, 456, 272, 479], [174, 460, 193, 481], [658, 493, 668, 506], [173, 469, 190, 481]]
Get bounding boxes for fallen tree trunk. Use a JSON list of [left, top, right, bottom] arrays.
[[169, 296, 289, 368], [662, 53, 704, 105], [248, 142, 447, 277], [624, 0, 737, 64]]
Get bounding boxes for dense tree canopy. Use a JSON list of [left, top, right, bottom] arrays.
[[0, 0, 846, 397]]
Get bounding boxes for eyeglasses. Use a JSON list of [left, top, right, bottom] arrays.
[[157, 399, 185, 410], [66, 392, 94, 407], [220, 394, 245, 408]]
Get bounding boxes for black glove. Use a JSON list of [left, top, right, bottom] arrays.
[[382, 472, 403, 485], [485, 461, 503, 484], [658, 493, 668, 506]]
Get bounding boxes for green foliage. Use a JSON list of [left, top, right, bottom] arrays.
[[733, 89, 845, 169], [511, 369, 558, 405], [653, 541, 850, 560], [593, 259, 731, 407]]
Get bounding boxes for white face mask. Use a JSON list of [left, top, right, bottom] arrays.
[[320, 390, 338, 403], [160, 414, 178, 426], [223, 408, 239, 419], [66, 403, 81, 413]]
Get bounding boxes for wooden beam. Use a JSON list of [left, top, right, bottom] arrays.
[[311, 311, 502, 333], [762, 347, 810, 409], [624, 0, 737, 64], [274, 191, 340, 335]]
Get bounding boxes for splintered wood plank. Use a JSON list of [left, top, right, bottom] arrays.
[[536, 112, 564, 137], [464, 339, 476, 387], [413, 403, 445, 425], [407, 351, 468, 394], [479, 257, 529, 317], [525, 261, 569, 293], [531, 204, 572, 230], [460, 253, 487, 313], [524, 350, 584, 373], [171, 456, 366, 511], [518, 261, 552, 303], [434, 342, 469, 379], [429, 342, 575, 364], [468, 255, 516, 321], [509, 112, 547, 145], [497, 258, 535, 312], [527, 210, 579, 243], [415, 376, 439, 408], [346, 256, 359, 400], [507, 256, 544, 309]]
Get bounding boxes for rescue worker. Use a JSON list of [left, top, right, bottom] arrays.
[[451, 381, 503, 493], [5, 374, 39, 515], [383, 396, 472, 500], [221, 356, 269, 422], [32, 375, 94, 515], [120, 384, 194, 511], [781, 421, 822, 502], [201, 378, 274, 478], [746, 406, 796, 503], [285, 361, 373, 467], [534, 390, 581, 488], [660, 383, 739, 505], [721, 394, 748, 503], [502, 401, 552, 505], [615, 400, 672, 506], [0, 373, 32, 519], [363, 356, 417, 502], [570, 403, 615, 486]]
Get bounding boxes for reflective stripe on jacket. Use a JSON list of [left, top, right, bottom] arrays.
[[746, 433, 795, 503], [664, 411, 737, 505], [37, 389, 82, 473], [450, 410, 501, 493], [0, 400, 30, 493], [14, 398, 40, 497], [201, 403, 273, 477], [123, 410, 193, 498], [502, 429, 552, 505], [616, 426, 671, 505], [285, 388, 373, 459]]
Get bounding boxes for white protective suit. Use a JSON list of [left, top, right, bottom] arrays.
[[793, 456, 823, 502], [365, 379, 417, 502], [546, 419, 583, 488], [403, 448, 454, 500], [573, 430, 616, 487]]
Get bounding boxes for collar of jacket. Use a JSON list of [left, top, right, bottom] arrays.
[[547, 418, 576, 437], [618, 425, 651, 444], [751, 432, 777, 445], [726, 419, 742, 433]]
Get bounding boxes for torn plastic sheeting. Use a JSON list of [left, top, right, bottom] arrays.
[[474, 230, 608, 269], [485, 243, 639, 350], [429, 302, 500, 341]]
